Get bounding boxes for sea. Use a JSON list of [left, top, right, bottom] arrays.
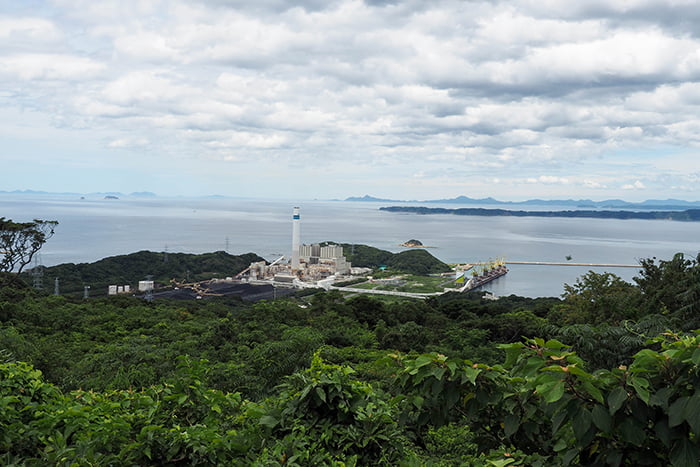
[[2, 193, 698, 298]]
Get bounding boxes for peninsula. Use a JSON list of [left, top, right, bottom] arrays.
[[379, 206, 700, 221]]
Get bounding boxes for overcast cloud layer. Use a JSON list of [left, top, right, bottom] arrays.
[[2, 0, 700, 200]]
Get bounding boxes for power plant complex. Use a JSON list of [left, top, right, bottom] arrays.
[[242, 207, 353, 287]]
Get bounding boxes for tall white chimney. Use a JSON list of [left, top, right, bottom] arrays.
[[291, 206, 300, 270]]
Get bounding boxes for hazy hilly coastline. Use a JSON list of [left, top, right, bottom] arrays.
[[346, 194, 700, 210], [0, 189, 158, 198], [380, 206, 700, 222]]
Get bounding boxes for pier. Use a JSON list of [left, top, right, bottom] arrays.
[[500, 261, 640, 268]]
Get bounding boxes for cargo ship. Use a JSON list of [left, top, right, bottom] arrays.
[[459, 259, 508, 292]]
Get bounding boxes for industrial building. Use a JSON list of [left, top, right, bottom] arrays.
[[299, 243, 351, 275]]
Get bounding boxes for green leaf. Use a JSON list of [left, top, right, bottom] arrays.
[[618, 418, 645, 446], [463, 366, 481, 385], [258, 415, 279, 428], [487, 459, 515, 467], [537, 379, 566, 403], [562, 448, 579, 466], [654, 419, 672, 448], [581, 379, 604, 404], [500, 342, 525, 367], [649, 386, 673, 409], [591, 404, 612, 433], [572, 407, 592, 441], [412, 395, 424, 409], [691, 347, 700, 365], [605, 450, 623, 467], [504, 413, 520, 437], [522, 356, 545, 377], [567, 365, 590, 377], [684, 393, 700, 434], [670, 438, 700, 467], [545, 339, 568, 350], [552, 409, 568, 436], [414, 354, 434, 369], [629, 376, 650, 404], [553, 436, 568, 453], [315, 386, 326, 403], [608, 387, 627, 415], [669, 397, 689, 428]]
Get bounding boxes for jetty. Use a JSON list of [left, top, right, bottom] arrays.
[[499, 261, 639, 268]]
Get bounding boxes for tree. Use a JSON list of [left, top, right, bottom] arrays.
[[560, 271, 641, 324], [0, 218, 57, 284], [635, 253, 700, 322]]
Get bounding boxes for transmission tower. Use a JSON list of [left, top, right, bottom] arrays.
[[83, 285, 90, 299], [32, 255, 44, 291], [54, 277, 60, 296]]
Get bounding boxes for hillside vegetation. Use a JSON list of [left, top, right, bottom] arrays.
[[29, 250, 264, 296], [1, 252, 699, 464]]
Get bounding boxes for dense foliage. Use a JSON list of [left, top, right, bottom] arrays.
[[29, 250, 265, 296], [1, 251, 700, 464]]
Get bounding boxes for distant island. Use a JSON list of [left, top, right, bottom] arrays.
[[399, 239, 435, 248], [347, 194, 700, 210], [380, 206, 700, 222]]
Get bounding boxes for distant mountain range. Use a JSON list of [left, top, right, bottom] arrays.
[[0, 189, 157, 198], [345, 194, 700, 210]]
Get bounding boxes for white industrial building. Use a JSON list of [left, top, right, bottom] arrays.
[[299, 243, 351, 275], [108, 284, 131, 295]]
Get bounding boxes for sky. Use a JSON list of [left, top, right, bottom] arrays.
[[2, 0, 700, 201]]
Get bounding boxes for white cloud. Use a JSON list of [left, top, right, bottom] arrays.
[[108, 137, 149, 148], [526, 175, 570, 184], [583, 179, 606, 189], [0, 53, 104, 80], [2, 0, 700, 199], [0, 16, 61, 41], [622, 180, 646, 190]]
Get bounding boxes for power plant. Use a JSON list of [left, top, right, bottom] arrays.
[[240, 206, 352, 287]]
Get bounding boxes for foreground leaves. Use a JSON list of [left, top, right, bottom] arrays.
[[2, 332, 700, 465]]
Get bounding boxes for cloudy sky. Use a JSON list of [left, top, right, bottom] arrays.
[[2, 0, 700, 201]]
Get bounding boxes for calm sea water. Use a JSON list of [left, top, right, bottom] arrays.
[[2, 194, 698, 297]]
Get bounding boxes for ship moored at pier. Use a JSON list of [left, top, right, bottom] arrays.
[[459, 261, 508, 292]]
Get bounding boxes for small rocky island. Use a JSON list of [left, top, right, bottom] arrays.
[[399, 239, 434, 248]]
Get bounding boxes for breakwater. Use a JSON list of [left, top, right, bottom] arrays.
[[488, 261, 640, 268]]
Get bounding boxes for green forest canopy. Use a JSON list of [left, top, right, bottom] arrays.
[[1, 252, 700, 464]]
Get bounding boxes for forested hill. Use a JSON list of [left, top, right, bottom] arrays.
[[329, 242, 451, 274], [33, 250, 264, 295], [380, 205, 700, 221]]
